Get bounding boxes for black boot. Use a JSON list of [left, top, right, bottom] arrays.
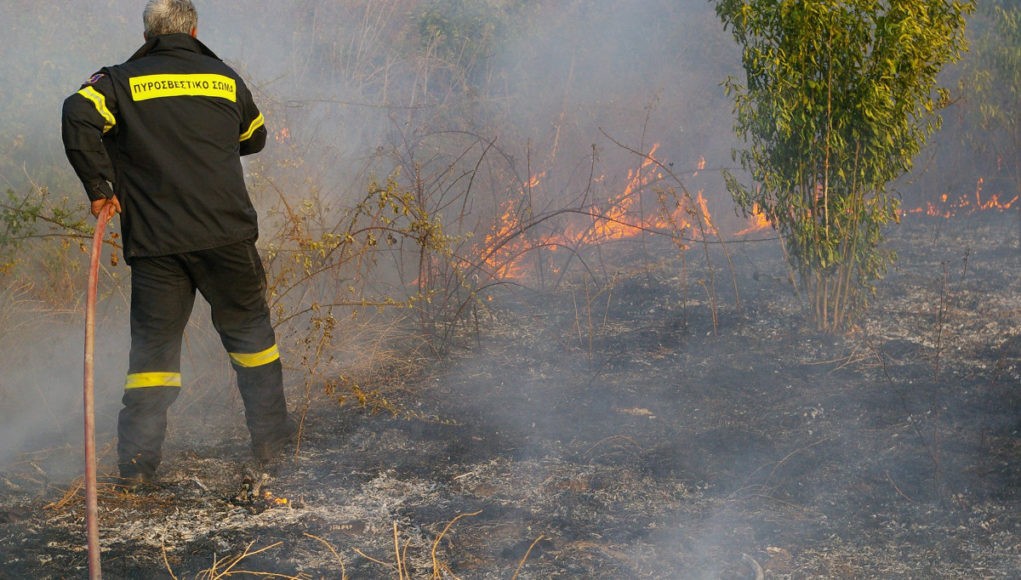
[[235, 360, 293, 464], [117, 386, 179, 483]]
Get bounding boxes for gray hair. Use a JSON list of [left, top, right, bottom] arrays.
[[143, 0, 198, 39]]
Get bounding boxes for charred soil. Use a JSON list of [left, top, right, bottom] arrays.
[[1, 214, 1020, 578]]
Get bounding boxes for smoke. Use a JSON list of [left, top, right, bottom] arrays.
[[0, 1, 1015, 576], [0, 0, 740, 512]]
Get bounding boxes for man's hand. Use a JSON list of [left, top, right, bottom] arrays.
[[91, 196, 121, 218]]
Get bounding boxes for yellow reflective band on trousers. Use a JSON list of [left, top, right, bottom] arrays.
[[229, 344, 280, 368], [77, 87, 116, 133], [129, 73, 237, 102], [125, 372, 183, 389], [240, 113, 264, 142]]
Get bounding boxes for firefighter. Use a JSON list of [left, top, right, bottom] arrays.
[[61, 0, 294, 486]]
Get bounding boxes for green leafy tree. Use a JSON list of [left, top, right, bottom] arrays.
[[715, 0, 973, 331], [959, 1, 1020, 241], [416, 0, 513, 90]]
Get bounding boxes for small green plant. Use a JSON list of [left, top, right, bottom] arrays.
[[715, 0, 974, 332], [0, 187, 93, 274]]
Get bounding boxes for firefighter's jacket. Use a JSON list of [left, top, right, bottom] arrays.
[[62, 33, 267, 261]]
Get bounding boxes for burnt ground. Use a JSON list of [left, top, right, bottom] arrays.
[[1, 213, 1020, 578]]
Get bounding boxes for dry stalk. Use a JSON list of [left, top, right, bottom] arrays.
[[304, 533, 348, 579], [875, 328, 949, 505], [402, 536, 413, 578], [44, 440, 117, 511], [350, 546, 392, 569], [571, 290, 584, 346], [198, 540, 287, 580], [430, 510, 482, 578], [45, 477, 83, 511], [393, 521, 406, 580], [161, 537, 179, 580], [767, 437, 832, 481], [571, 277, 617, 359], [929, 252, 969, 503], [934, 260, 951, 376], [511, 534, 547, 580], [933, 249, 970, 377], [885, 470, 915, 503], [584, 282, 595, 356]]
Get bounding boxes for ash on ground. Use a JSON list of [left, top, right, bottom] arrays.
[[1, 214, 1019, 578]]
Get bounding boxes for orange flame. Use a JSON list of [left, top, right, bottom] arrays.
[[736, 203, 771, 235], [482, 173, 546, 279], [481, 146, 731, 280], [903, 178, 1018, 219], [693, 191, 717, 237], [586, 145, 661, 242]]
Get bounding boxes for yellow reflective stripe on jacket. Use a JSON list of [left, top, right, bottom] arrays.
[[129, 73, 237, 102], [77, 86, 116, 133], [229, 344, 279, 368], [240, 112, 264, 142], [125, 372, 182, 389]]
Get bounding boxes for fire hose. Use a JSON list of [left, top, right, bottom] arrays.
[[84, 202, 115, 580]]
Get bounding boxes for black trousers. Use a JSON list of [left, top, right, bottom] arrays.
[[117, 239, 289, 477]]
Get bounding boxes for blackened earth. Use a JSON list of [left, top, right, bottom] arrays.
[[1, 214, 1019, 578]]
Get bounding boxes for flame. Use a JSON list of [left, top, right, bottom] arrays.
[[483, 200, 528, 279], [736, 203, 772, 235], [584, 145, 661, 242], [478, 145, 752, 280], [902, 178, 1018, 219], [479, 168, 1016, 282], [693, 191, 717, 237], [482, 172, 546, 279], [478, 147, 785, 280], [262, 490, 289, 506], [481, 146, 686, 280]]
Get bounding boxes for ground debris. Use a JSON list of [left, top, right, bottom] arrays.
[[2, 215, 1020, 577]]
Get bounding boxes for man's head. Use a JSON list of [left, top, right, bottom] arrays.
[[143, 0, 198, 40]]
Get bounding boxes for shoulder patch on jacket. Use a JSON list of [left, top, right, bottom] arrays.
[[84, 72, 105, 86]]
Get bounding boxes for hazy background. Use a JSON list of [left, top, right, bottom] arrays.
[[0, 0, 1010, 477]]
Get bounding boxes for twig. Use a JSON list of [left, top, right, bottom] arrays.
[[161, 537, 179, 580], [885, 470, 915, 503], [512, 534, 547, 580], [431, 510, 483, 578], [764, 436, 833, 484], [201, 541, 283, 580], [402, 537, 413, 579], [45, 476, 84, 511], [351, 546, 392, 568], [394, 521, 405, 580], [934, 260, 950, 376], [304, 533, 347, 579]]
